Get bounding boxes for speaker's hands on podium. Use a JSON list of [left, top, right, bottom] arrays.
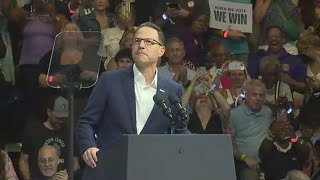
[[83, 147, 100, 168]]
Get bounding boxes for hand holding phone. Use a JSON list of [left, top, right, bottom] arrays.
[[276, 110, 288, 122]]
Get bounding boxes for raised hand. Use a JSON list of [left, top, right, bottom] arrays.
[[227, 29, 247, 40]]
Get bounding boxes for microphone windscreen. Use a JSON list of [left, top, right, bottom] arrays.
[[168, 92, 180, 105], [153, 94, 163, 105]]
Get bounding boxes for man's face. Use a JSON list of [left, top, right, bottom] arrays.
[[38, 148, 59, 177], [261, 65, 279, 86], [245, 85, 266, 112], [209, 45, 229, 68], [94, 0, 108, 11], [267, 27, 283, 54], [116, 57, 133, 69], [132, 27, 165, 68], [47, 109, 66, 130], [165, 41, 185, 64]]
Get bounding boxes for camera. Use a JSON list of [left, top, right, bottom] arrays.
[[228, 61, 245, 71]]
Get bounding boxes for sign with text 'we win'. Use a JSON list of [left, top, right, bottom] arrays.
[[209, 0, 252, 33]]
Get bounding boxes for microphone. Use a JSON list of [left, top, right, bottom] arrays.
[[153, 94, 176, 126], [167, 92, 188, 120]]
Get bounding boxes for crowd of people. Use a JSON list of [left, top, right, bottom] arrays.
[[1, 0, 320, 179]]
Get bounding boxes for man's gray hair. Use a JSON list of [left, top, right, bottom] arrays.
[[136, 22, 166, 46], [285, 170, 311, 180], [38, 145, 59, 160], [243, 79, 266, 93], [259, 55, 280, 72]]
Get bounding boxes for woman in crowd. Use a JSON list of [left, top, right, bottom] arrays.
[[259, 116, 309, 180], [254, 0, 302, 54], [77, 0, 117, 59], [0, 149, 18, 180], [105, 28, 135, 71], [167, 12, 209, 67], [103, 2, 135, 68], [39, 22, 98, 88], [37, 22, 99, 120], [183, 70, 230, 134], [77, 0, 116, 32], [259, 55, 293, 106], [218, 61, 250, 107], [119, 28, 135, 50], [2, 0, 69, 120], [297, 27, 320, 103]]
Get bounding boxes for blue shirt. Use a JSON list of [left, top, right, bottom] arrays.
[[230, 104, 273, 160], [248, 49, 306, 82]]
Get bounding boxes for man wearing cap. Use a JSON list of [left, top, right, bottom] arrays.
[[19, 95, 70, 180]]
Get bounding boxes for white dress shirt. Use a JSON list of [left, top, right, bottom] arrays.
[[133, 64, 157, 134]]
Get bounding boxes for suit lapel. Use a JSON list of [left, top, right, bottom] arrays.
[[123, 68, 137, 134]]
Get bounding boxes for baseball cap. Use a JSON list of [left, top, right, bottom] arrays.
[[52, 96, 69, 118]]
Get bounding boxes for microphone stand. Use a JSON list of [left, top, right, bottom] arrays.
[[59, 82, 82, 180], [162, 107, 177, 134]]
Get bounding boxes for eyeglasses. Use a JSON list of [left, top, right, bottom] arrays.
[[133, 38, 163, 46], [39, 157, 56, 164]]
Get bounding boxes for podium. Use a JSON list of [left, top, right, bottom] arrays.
[[82, 134, 236, 180]]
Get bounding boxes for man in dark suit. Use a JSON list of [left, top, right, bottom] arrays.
[[77, 22, 188, 169]]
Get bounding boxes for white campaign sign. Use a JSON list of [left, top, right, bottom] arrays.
[[209, 0, 252, 33]]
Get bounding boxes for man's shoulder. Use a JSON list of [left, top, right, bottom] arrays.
[[230, 104, 272, 115], [280, 51, 302, 62], [157, 64, 168, 71], [100, 68, 131, 80], [230, 105, 243, 114], [159, 73, 182, 89], [250, 50, 268, 59], [261, 105, 272, 114], [24, 120, 45, 131]]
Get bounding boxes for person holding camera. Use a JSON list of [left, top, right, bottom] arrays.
[[296, 26, 320, 102], [219, 60, 250, 107], [259, 113, 309, 180]]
